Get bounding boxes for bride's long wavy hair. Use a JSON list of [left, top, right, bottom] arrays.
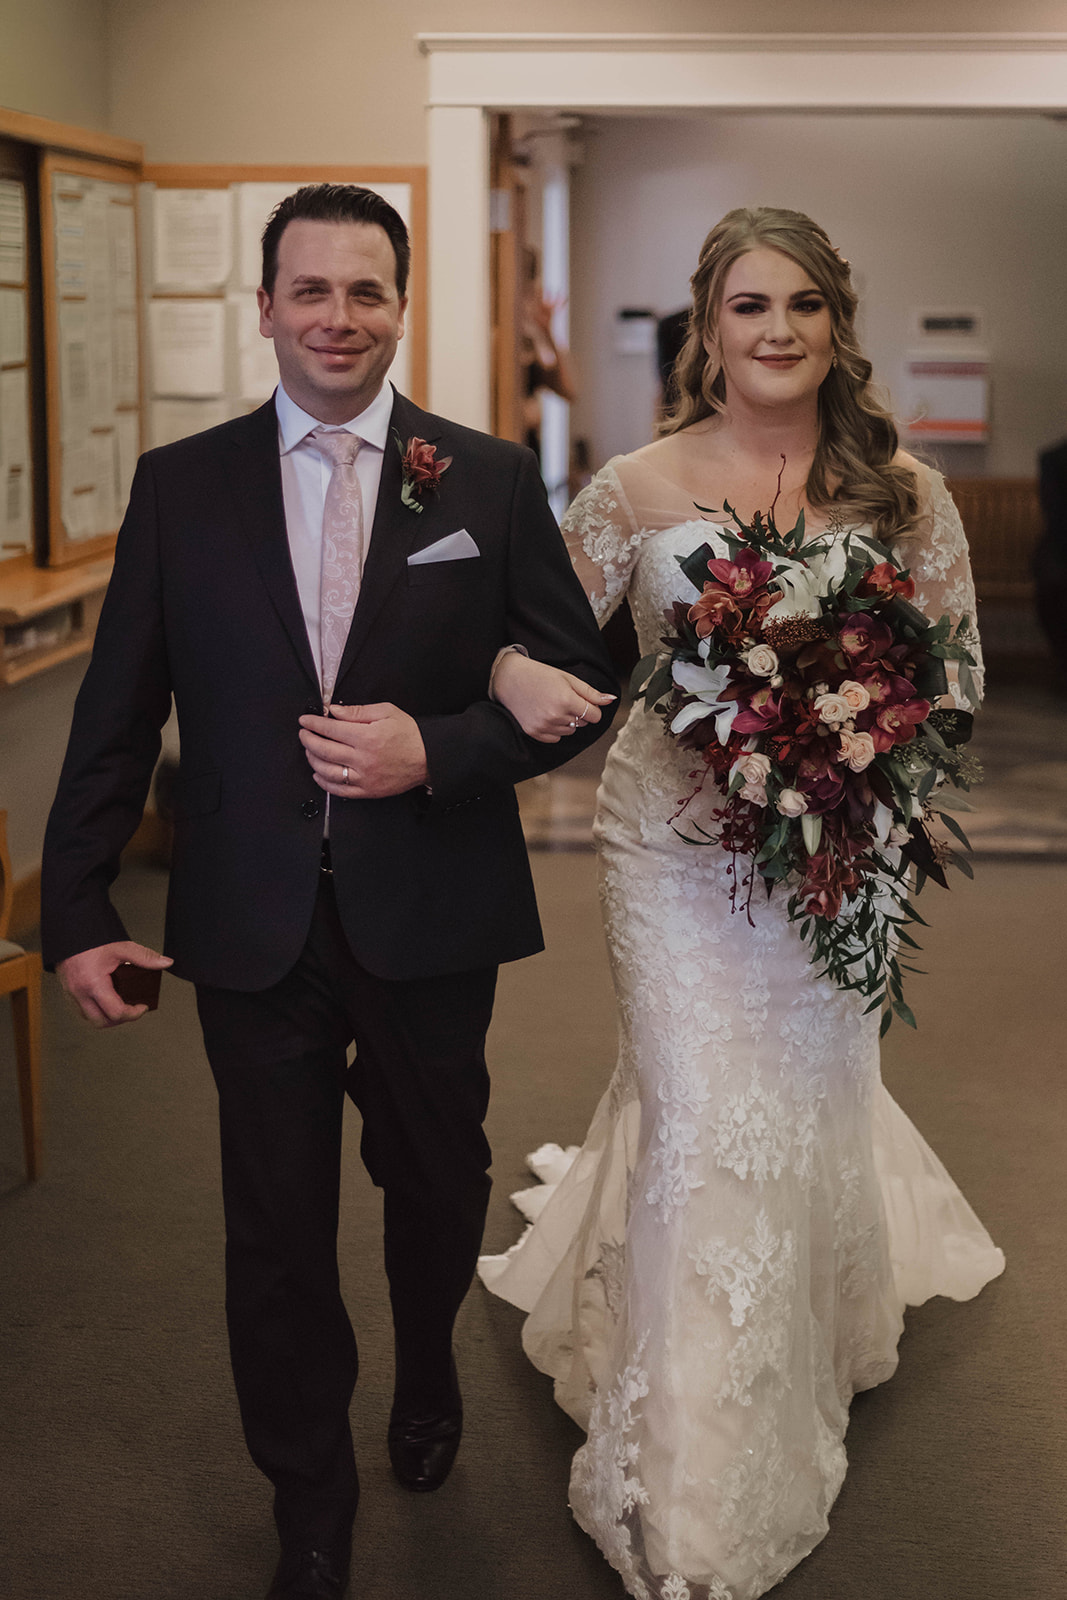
[[659, 207, 919, 544]]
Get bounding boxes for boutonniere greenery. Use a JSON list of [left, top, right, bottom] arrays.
[[394, 431, 452, 513]]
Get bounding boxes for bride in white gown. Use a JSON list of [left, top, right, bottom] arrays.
[[482, 208, 1004, 1600]]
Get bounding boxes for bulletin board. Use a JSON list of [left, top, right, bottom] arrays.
[[139, 165, 427, 451], [0, 143, 34, 567], [40, 150, 143, 568]]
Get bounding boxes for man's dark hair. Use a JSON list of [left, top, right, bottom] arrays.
[[261, 184, 411, 298]]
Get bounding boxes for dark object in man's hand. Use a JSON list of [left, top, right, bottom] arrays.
[[112, 962, 162, 1010]]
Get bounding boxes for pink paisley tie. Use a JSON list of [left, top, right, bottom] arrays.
[[314, 427, 365, 706]]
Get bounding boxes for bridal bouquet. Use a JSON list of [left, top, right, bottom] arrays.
[[633, 499, 981, 1032]]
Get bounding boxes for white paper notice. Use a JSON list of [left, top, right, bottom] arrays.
[[85, 184, 111, 305], [90, 430, 119, 534], [0, 365, 32, 555], [61, 425, 97, 541], [232, 294, 278, 401], [151, 398, 231, 449], [1, 463, 31, 554], [0, 180, 27, 286], [0, 288, 27, 365], [58, 300, 90, 442], [53, 180, 88, 296], [149, 299, 225, 397], [88, 302, 116, 428], [115, 411, 141, 511], [0, 363, 29, 463], [154, 188, 233, 290], [109, 201, 138, 308], [112, 309, 139, 408]]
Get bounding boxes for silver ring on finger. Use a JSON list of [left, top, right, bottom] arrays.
[[341, 766, 350, 784], [576, 705, 588, 724]]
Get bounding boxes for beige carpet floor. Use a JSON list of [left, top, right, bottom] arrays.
[[0, 849, 1064, 1599]]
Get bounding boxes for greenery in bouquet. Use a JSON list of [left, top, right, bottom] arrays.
[[632, 494, 982, 1033]]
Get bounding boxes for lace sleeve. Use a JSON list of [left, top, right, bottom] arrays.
[[897, 468, 984, 711], [560, 463, 647, 625]]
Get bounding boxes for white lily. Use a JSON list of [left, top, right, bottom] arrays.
[[765, 559, 821, 621], [871, 800, 895, 845], [670, 660, 740, 744], [765, 542, 848, 622]]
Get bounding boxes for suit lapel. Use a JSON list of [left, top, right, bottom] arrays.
[[334, 392, 444, 691], [226, 398, 319, 690]]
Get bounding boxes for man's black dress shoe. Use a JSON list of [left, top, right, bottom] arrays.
[[387, 1407, 463, 1492], [265, 1547, 350, 1598]]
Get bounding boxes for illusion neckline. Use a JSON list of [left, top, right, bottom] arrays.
[[606, 452, 856, 540]]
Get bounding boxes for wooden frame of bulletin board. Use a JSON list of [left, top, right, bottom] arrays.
[[40, 150, 143, 569], [140, 164, 427, 455]]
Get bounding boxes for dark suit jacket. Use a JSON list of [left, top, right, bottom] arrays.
[[1038, 439, 1067, 558], [41, 390, 617, 988]]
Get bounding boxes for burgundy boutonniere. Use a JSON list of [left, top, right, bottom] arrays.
[[395, 431, 452, 513]]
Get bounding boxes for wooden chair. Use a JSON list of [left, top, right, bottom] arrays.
[[0, 810, 42, 1180]]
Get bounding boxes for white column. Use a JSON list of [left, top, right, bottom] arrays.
[[539, 152, 570, 518], [427, 105, 490, 430]]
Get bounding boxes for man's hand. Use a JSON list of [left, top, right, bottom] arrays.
[[57, 941, 173, 1029], [299, 703, 430, 798]]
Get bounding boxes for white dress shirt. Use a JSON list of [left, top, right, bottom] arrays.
[[275, 380, 395, 685]]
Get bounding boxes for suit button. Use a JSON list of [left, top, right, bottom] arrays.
[[303, 700, 319, 714], [301, 800, 321, 819]]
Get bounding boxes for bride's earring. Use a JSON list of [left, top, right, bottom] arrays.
[[831, 352, 839, 369]]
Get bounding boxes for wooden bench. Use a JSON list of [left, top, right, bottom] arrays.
[[945, 477, 1042, 605]]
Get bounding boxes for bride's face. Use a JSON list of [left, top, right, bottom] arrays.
[[706, 246, 835, 412]]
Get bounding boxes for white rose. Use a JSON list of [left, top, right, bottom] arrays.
[[838, 729, 876, 772], [814, 692, 852, 726], [744, 643, 779, 678], [888, 823, 910, 847], [776, 788, 809, 817], [733, 748, 771, 807], [839, 679, 871, 713], [732, 751, 772, 787]]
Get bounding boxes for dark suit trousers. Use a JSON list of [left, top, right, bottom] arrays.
[[195, 874, 497, 1549]]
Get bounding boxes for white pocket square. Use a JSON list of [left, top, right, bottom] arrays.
[[407, 529, 480, 565]]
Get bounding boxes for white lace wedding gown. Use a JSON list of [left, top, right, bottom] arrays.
[[480, 454, 1005, 1600]]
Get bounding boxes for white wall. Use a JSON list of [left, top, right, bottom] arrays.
[[570, 112, 1067, 476], [105, 2, 1067, 166], [0, 0, 109, 128]]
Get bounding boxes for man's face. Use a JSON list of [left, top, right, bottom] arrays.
[[257, 219, 407, 423]]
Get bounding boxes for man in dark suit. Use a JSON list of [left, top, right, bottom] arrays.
[[42, 186, 616, 1599], [1036, 437, 1067, 689]]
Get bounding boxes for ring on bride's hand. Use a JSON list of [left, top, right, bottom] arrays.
[[341, 766, 349, 784], [576, 706, 588, 724], [569, 717, 577, 730]]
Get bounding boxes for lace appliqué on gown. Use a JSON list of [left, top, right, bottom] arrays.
[[479, 458, 1004, 1600]]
